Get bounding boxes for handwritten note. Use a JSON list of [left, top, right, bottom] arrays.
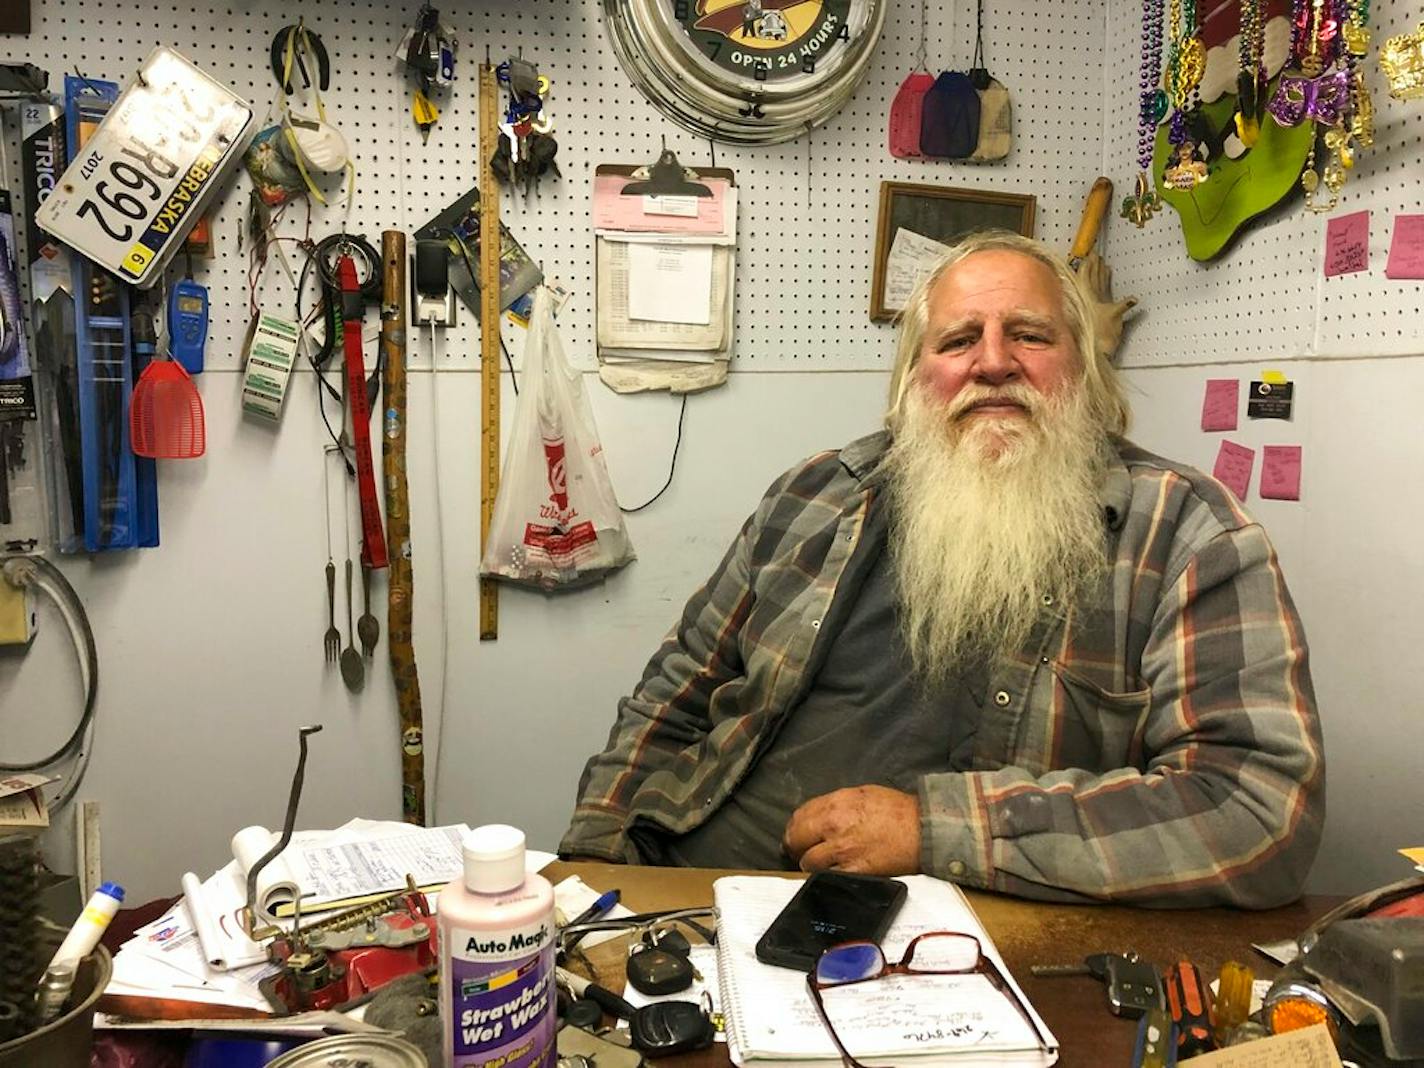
[[1324, 210, 1369, 277], [1180, 1023, 1341, 1067], [1385, 214, 1424, 279], [1201, 379, 1239, 431], [1213, 441, 1256, 501], [1259, 445, 1303, 500], [883, 228, 951, 312]]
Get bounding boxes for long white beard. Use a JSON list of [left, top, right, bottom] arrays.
[[884, 380, 1112, 684]]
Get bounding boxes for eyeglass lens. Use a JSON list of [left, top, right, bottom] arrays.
[[815, 933, 982, 985]]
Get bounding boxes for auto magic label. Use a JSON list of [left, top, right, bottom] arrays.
[[443, 915, 556, 1068]]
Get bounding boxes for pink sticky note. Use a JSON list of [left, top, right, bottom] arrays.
[[1201, 379, 1239, 432], [1259, 445, 1303, 501], [1324, 210, 1369, 277], [1385, 214, 1424, 279], [1213, 441, 1255, 501]]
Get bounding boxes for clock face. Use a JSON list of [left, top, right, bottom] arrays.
[[603, 0, 884, 143], [672, 0, 855, 84]]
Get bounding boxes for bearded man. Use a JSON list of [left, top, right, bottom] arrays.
[[560, 232, 1325, 907]]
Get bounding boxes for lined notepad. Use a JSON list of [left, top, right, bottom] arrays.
[[713, 875, 1057, 1068]]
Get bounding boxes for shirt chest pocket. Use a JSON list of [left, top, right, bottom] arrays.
[[1048, 661, 1152, 772]]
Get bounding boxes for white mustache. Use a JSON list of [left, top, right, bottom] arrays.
[[944, 384, 1042, 421]]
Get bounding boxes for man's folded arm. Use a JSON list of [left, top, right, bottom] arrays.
[[917, 523, 1326, 907], [560, 473, 791, 861]]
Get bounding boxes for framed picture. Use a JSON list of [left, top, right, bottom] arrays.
[[870, 181, 1037, 322]]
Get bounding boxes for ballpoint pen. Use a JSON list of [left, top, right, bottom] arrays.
[[559, 888, 621, 959]]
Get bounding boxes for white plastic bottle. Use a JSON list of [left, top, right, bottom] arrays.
[[438, 825, 557, 1068]]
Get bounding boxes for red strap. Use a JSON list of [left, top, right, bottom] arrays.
[[338, 254, 389, 569]]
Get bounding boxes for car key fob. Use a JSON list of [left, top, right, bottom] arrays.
[[646, 928, 692, 958], [628, 1000, 716, 1057], [627, 947, 695, 996], [1105, 954, 1165, 1019]]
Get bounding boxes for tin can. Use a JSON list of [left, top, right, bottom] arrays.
[[264, 1033, 427, 1068]]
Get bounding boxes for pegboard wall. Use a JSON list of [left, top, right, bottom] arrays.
[[1, 0, 1111, 377], [1101, 0, 1424, 366]]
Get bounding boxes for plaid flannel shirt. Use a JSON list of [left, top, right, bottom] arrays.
[[561, 432, 1325, 907]]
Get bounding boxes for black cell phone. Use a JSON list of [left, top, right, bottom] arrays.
[[754, 872, 909, 972]]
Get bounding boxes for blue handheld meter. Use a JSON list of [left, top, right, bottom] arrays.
[[168, 278, 209, 374]]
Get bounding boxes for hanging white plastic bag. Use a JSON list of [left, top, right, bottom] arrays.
[[481, 287, 635, 591]]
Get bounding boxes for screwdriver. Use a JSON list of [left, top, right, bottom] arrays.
[[1164, 960, 1214, 1057], [1132, 1007, 1178, 1068], [1213, 960, 1254, 1043]]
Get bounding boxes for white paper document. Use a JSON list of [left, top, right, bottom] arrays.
[[642, 194, 700, 218], [597, 241, 730, 352], [232, 820, 470, 921], [627, 243, 714, 325], [884, 228, 952, 312]]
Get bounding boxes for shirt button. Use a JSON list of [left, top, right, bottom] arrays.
[[1040, 656, 1050, 664], [1041, 594, 1054, 606], [948, 860, 967, 876], [994, 690, 1011, 707]]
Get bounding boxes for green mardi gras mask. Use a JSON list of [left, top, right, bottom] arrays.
[[1153, 0, 1311, 261], [1154, 78, 1313, 261]]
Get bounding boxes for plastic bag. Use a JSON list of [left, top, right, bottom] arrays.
[[480, 287, 635, 590]]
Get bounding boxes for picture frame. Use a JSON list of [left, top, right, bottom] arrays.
[[870, 181, 1037, 322]]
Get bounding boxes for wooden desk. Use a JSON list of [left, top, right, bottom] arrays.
[[545, 862, 1333, 1068]]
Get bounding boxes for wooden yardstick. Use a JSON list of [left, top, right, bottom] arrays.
[[478, 60, 501, 641]]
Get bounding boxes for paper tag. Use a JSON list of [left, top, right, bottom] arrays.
[[0, 773, 58, 801], [1247, 380, 1293, 420], [1385, 214, 1424, 279], [0, 776, 51, 828], [1213, 441, 1255, 501], [1324, 210, 1369, 277], [642, 195, 699, 218], [1399, 846, 1424, 871], [1259, 446, 1303, 501], [240, 312, 302, 422], [1201, 379, 1239, 431], [1176, 1023, 1341, 1067]]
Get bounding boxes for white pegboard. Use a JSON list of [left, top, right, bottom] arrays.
[[2, 0, 1112, 377], [1101, 0, 1424, 366]]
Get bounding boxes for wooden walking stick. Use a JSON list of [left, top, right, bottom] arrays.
[[381, 229, 426, 825]]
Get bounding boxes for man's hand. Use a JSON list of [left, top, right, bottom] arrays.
[[782, 786, 922, 875]]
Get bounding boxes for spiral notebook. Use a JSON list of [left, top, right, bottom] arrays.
[[712, 875, 1057, 1068]]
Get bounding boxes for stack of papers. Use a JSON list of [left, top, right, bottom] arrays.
[[594, 174, 738, 394], [105, 818, 566, 1022]]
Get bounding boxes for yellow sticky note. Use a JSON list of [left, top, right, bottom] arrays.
[[1400, 846, 1424, 868], [1261, 369, 1288, 385]]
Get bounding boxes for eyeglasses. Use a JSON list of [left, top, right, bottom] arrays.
[[557, 907, 719, 953], [806, 932, 1053, 1068]]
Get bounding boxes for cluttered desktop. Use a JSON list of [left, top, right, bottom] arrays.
[[4, 788, 1422, 1067]]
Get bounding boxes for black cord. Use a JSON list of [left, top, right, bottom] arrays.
[[620, 394, 688, 513], [501, 336, 520, 395], [0, 557, 98, 772]]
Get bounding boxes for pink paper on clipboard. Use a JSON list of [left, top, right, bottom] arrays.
[[593, 175, 729, 234]]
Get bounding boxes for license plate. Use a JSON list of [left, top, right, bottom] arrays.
[[36, 47, 254, 288]]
